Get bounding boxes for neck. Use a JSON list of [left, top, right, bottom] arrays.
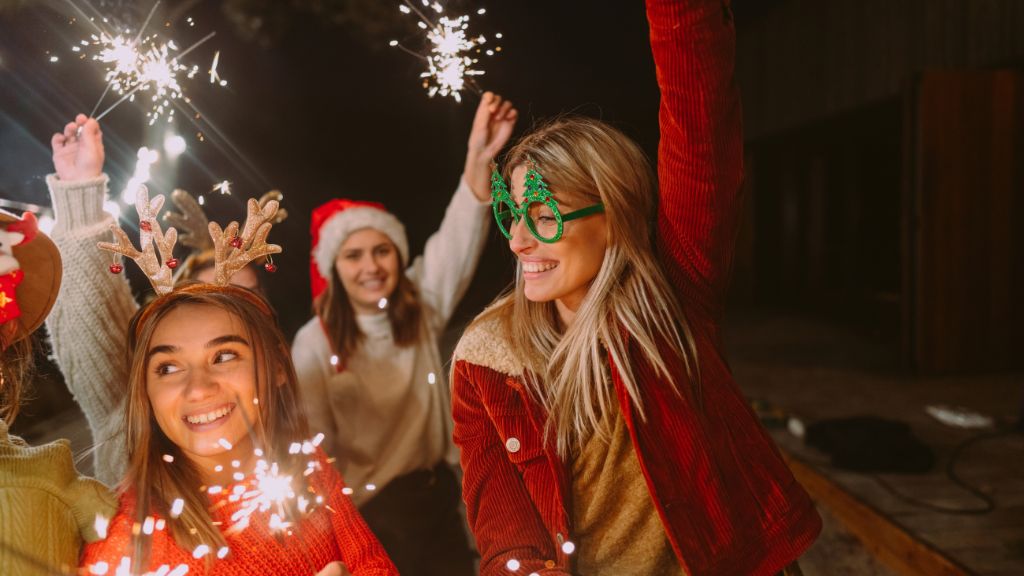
[[555, 290, 587, 328], [193, 439, 257, 488]]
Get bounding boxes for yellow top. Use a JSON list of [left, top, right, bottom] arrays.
[[0, 418, 116, 576], [571, 403, 686, 576]]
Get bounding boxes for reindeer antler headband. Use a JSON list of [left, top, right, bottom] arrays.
[[99, 186, 282, 294]]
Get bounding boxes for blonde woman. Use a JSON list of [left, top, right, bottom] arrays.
[[450, 1, 821, 575]]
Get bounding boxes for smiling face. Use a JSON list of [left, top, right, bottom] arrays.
[[334, 228, 401, 314], [508, 164, 608, 315], [145, 303, 260, 477]]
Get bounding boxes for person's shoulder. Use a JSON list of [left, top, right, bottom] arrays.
[[292, 316, 327, 348], [453, 314, 523, 377]]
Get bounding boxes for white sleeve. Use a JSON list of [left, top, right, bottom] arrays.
[[406, 175, 491, 330], [43, 173, 134, 487], [292, 321, 338, 456]]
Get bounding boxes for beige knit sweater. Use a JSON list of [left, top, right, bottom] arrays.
[[44, 173, 135, 487], [0, 418, 116, 576], [292, 177, 489, 506]]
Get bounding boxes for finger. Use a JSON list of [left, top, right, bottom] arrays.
[[488, 93, 503, 114], [75, 113, 88, 126], [81, 118, 101, 138], [470, 92, 494, 136], [63, 122, 78, 140], [494, 100, 514, 121], [51, 132, 65, 151]]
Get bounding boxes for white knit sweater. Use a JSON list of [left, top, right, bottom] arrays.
[[44, 173, 134, 487], [291, 177, 489, 506]]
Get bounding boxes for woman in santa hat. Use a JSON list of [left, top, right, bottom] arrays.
[[292, 92, 517, 574]]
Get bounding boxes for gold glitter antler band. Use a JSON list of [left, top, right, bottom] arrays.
[[209, 198, 282, 285], [98, 187, 179, 295], [164, 189, 212, 252], [258, 190, 288, 225]]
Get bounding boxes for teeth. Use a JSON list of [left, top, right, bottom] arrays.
[[522, 261, 557, 273], [186, 405, 232, 425]]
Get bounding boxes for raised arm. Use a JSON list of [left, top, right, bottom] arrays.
[[409, 93, 516, 328], [45, 115, 134, 486], [648, 0, 744, 318]]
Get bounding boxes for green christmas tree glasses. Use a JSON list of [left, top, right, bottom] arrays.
[[490, 161, 605, 243]]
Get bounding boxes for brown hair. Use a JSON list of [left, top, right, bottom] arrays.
[[314, 249, 423, 367], [123, 282, 309, 568], [0, 336, 34, 424]]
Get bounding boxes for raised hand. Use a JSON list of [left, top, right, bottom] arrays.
[[464, 91, 518, 201], [51, 113, 104, 182]]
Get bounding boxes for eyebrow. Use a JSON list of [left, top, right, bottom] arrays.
[[342, 242, 392, 254], [147, 335, 251, 358]]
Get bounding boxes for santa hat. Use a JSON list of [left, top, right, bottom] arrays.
[[309, 199, 408, 300], [0, 211, 61, 350]]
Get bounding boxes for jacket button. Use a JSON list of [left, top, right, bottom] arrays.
[[505, 437, 521, 453]]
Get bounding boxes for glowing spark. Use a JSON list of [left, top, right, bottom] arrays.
[[89, 561, 109, 574], [561, 541, 576, 554], [50, 55, 59, 63], [170, 498, 185, 518], [162, 454, 175, 463], [209, 50, 226, 86], [232, 460, 241, 468], [217, 438, 233, 450], [212, 180, 232, 195], [95, 514, 110, 539], [229, 459, 297, 533], [217, 547, 230, 559], [193, 544, 210, 559], [142, 516, 155, 535], [506, 558, 520, 571], [330, 355, 340, 366], [377, 297, 388, 309], [392, 2, 500, 102], [427, 372, 436, 384], [342, 487, 354, 496], [365, 483, 377, 491]]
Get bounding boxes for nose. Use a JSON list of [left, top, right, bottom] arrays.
[[184, 367, 219, 402], [508, 215, 536, 255]]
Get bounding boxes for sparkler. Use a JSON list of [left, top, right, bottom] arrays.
[[390, 1, 502, 102], [64, 1, 221, 125]]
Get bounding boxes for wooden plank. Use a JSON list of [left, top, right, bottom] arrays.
[[783, 452, 975, 576]]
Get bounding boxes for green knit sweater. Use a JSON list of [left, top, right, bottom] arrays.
[[0, 418, 116, 576]]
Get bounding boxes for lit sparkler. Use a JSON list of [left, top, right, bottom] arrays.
[[64, 1, 220, 125], [390, 1, 502, 102], [212, 180, 232, 195]]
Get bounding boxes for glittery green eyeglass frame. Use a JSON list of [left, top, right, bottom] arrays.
[[490, 161, 605, 243]]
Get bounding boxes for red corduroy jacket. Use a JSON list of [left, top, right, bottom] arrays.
[[450, 1, 822, 575]]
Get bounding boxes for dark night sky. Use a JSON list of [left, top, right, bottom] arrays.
[[0, 0, 680, 335]]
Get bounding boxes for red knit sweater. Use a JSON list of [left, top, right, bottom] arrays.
[[450, 1, 822, 575], [80, 449, 397, 575]]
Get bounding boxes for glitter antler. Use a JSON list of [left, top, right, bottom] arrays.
[[99, 186, 179, 295], [209, 198, 281, 285], [164, 189, 213, 251]]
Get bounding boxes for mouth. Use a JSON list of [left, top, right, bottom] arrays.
[[521, 260, 558, 277], [182, 403, 235, 431], [359, 277, 386, 291]]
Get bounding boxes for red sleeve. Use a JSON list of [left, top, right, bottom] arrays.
[[79, 506, 136, 573], [648, 0, 744, 319], [319, 455, 399, 576], [451, 361, 569, 576]]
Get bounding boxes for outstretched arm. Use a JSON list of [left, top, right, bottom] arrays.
[[45, 114, 134, 486], [649, 0, 744, 319], [411, 92, 517, 327]]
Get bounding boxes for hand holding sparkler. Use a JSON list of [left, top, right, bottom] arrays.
[[51, 114, 104, 182], [464, 92, 518, 201]]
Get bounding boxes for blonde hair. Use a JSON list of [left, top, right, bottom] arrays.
[[123, 283, 309, 569], [472, 116, 699, 457]]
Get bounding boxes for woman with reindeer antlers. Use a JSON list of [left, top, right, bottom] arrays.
[[48, 115, 395, 575]]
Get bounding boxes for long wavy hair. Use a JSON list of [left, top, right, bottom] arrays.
[[314, 250, 423, 367], [472, 116, 699, 457], [122, 283, 309, 568]]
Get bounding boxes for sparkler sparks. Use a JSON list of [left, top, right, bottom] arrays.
[[390, 1, 502, 102], [212, 180, 232, 195], [64, 1, 221, 125]]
